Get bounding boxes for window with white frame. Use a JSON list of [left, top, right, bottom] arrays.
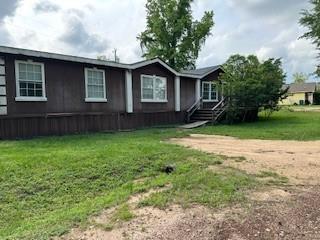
[[85, 68, 106, 102], [15, 61, 46, 100], [202, 81, 218, 102], [141, 75, 167, 102]]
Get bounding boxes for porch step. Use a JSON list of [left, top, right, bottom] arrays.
[[190, 109, 224, 122], [186, 98, 227, 124], [179, 121, 209, 129]]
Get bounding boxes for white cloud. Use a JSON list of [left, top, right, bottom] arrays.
[[59, 9, 109, 54], [0, 0, 318, 82]]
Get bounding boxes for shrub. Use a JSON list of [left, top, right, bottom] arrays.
[[314, 91, 320, 105], [219, 55, 287, 123]]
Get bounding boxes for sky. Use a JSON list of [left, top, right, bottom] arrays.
[[0, 0, 318, 83]]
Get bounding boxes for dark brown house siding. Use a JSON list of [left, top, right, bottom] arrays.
[[3, 54, 126, 116], [0, 112, 185, 139], [180, 77, 196, 111], [0, 55, 189, 139], [132, 63, 176, 112], [201, 69, 223, 109]]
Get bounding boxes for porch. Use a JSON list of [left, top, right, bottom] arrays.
[[185, 79, 227, 124]]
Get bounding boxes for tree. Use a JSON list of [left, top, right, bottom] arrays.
[[137, 0, 214, 70], [293, 72, 309, 83], [219, 55, 287, 123], [300, 0, 320, 73], [314, 90, 320, 105], [316, 65, 320, 77]]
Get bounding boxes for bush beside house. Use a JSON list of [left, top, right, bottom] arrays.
[[219, 54, 287, 123]]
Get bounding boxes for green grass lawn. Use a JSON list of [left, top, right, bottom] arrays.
[[0, 129, 256, 240], [1, 109, 317, 239], [195, 109, 320, 141]]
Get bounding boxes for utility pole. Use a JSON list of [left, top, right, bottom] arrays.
[[113, 48, 119, 63]]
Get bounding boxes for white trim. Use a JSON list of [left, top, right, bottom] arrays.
[[202, 81, 219, 102], [132, 59, 181, 77], [84, 67, 107, 102], [141, 74, 168, 103], [0, 46, 223, 79], [85, 98, 108, 103], [15, 60, 47, 101], [130, 59, 223, 79], [15, 96, 47, 102], [174, 76, 180, 111], [202, 99, 219, 102], [0, 46, 130, 70], [0, 57, 4, 65], [195, 79, 201, 101], [125, 70, 133, 113], [141, 99, 168, 103]]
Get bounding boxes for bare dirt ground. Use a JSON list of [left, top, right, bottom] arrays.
[[59, 135, 320, 240], [171, 134, 320, 185]]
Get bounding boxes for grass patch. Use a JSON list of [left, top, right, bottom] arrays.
[[256, 171, 289, 185], [111, 204, 134, 222], [0, 128, 256, 240], [139, 167, 256, 209], [2, 109, 314, 239], [98, 203, 134, 231], [195, 109, 320, 141]]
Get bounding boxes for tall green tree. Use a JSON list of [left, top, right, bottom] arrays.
[[137, 0, 214, 70], [300, 0, 320, 76], [293, 72, 309, 83], [219, 55, 287, 123], [316, 65, 320, 76]]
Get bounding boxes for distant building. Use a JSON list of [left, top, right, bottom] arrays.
[[280, 82, 317, 105]]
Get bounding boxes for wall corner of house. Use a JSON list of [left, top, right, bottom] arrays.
[[125, 69, 133, 113], [195, 78, 201, 101], [0, 56, 8, 116], [175, 76, 181, 112]]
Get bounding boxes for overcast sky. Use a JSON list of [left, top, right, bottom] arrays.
[[0, 0, 318, 83]]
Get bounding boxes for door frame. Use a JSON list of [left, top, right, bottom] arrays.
[[201, 81, 218, 102]]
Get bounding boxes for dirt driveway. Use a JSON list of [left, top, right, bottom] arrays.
[[60, 135, 320, 240], [171, 134, 320, 185]]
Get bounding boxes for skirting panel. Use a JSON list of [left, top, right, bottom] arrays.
[[0, 56, 7, 116], [0, 111, 186, 139]]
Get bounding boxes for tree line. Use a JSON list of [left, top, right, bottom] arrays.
[[137, 0, 320, 122]]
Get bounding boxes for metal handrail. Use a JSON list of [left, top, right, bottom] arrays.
[[186, 97, 202, 122]]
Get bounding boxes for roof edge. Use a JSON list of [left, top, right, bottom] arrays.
[[0, 45, 131, 69], [0, 46, 223, 79]]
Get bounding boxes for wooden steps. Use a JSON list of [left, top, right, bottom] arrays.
[[186, 98, 227, 124]]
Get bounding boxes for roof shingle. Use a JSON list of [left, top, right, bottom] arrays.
[[181, 66, 221, 76], [284, 82, 317, 93]]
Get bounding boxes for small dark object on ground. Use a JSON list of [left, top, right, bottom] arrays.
[[162, 165, 176, 174]]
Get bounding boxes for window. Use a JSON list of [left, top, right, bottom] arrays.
[[85, 68, 107, 102], [202, 81, 218, 102], [15, 61, 46, 101], [141, 75, 167, 102]]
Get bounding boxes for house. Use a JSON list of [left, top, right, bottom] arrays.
[[0, 46, 224, 139], [280, 82, 317, 105]]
